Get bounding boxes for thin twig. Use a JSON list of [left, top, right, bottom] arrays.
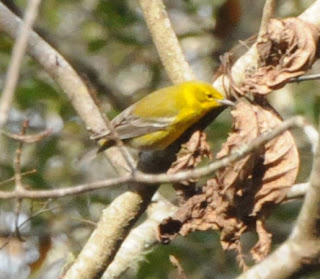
[[14, 120, 29, 190], [88, 88, 135, 172], [0, 0, 42, 127], [14, 120, 29, 240], [1, 128, 52, 143], [0, 169, 37, 187], [285, 183, 309, 200], [289, 73, 320, 83], [0, 116, 305, 200], [302, 123, 319, 154]]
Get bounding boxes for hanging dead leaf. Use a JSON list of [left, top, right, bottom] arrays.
[[168, 131, 212, 175], [250, 219, 272, 262], [158, 100, 300, 267], [251, 102, 299, 214], [159, 101, 258, 253], [242, 18, 320, 95], [215, 101, 261, 192]]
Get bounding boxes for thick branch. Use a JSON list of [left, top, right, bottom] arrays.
[[102, 193, 177, 278], [257, 0, 276, 42], [139, 0, 196, 83], [0, 3, 154, 279], [1, 2, 103, 129]]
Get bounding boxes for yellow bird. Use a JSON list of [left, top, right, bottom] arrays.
[[92, 81, 233, 152]]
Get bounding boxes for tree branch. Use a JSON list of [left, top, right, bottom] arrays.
[[0, 0, 41, 127], [0, 3, 155, 279], [257, 0, 276, 43], [0, 116, 304, 200], [139, 0, 196, 83], [102, 193, 177, 278], [0, 2, 104, 134]]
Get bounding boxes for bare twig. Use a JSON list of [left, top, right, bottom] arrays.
[[0, 0, 42, 127], [289, 73, 320, 83], [14, 120, 29, 240], [292, 123, 320, 241], [302, 123, 319, 154], [0, 169, 36, 187], [14, 120, 29, 190], [286, 182, 309, 200], [0, 116, 305, 200], [88, 89, 136, 172], [139, 0, 196, 83], [1, 128, 52, 143]]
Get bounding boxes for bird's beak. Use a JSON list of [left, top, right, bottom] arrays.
[[218, 99, 236, 107]]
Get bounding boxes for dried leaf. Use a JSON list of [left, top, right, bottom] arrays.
[[168, 131, 212, 175], [159, 100, 299, 266], [216, 101, 261, 192], [242, 18, 320, 95], [168, 131, 212, 204], [251, 103, 299, 214], [251, 220, 272, 262]]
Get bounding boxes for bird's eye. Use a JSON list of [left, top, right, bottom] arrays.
[[206, 92, 213, 99]]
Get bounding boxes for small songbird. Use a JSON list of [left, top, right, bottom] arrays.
[[91, 81, 233, 152]]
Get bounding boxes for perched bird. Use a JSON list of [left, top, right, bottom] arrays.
[[91, 81, 233, 152]]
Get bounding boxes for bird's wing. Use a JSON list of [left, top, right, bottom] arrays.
[[90, 105, 173, 141]]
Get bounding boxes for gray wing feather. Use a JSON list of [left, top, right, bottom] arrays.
[[90, 105, 172, 140]]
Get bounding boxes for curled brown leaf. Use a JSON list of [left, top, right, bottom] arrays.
[[242, 18, 320, 95], [168, 131, 212, 204], [159, 100, 299, 267]]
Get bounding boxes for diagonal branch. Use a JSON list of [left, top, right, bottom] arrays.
[[139, 0, 196, 83], [257, 0, 276, 42], [0, 0, 41, 127], [102, 193, 177, 278], [0, 3, 155, 279]]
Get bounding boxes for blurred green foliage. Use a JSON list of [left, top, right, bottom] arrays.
[[0, 0, 319, 278]]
